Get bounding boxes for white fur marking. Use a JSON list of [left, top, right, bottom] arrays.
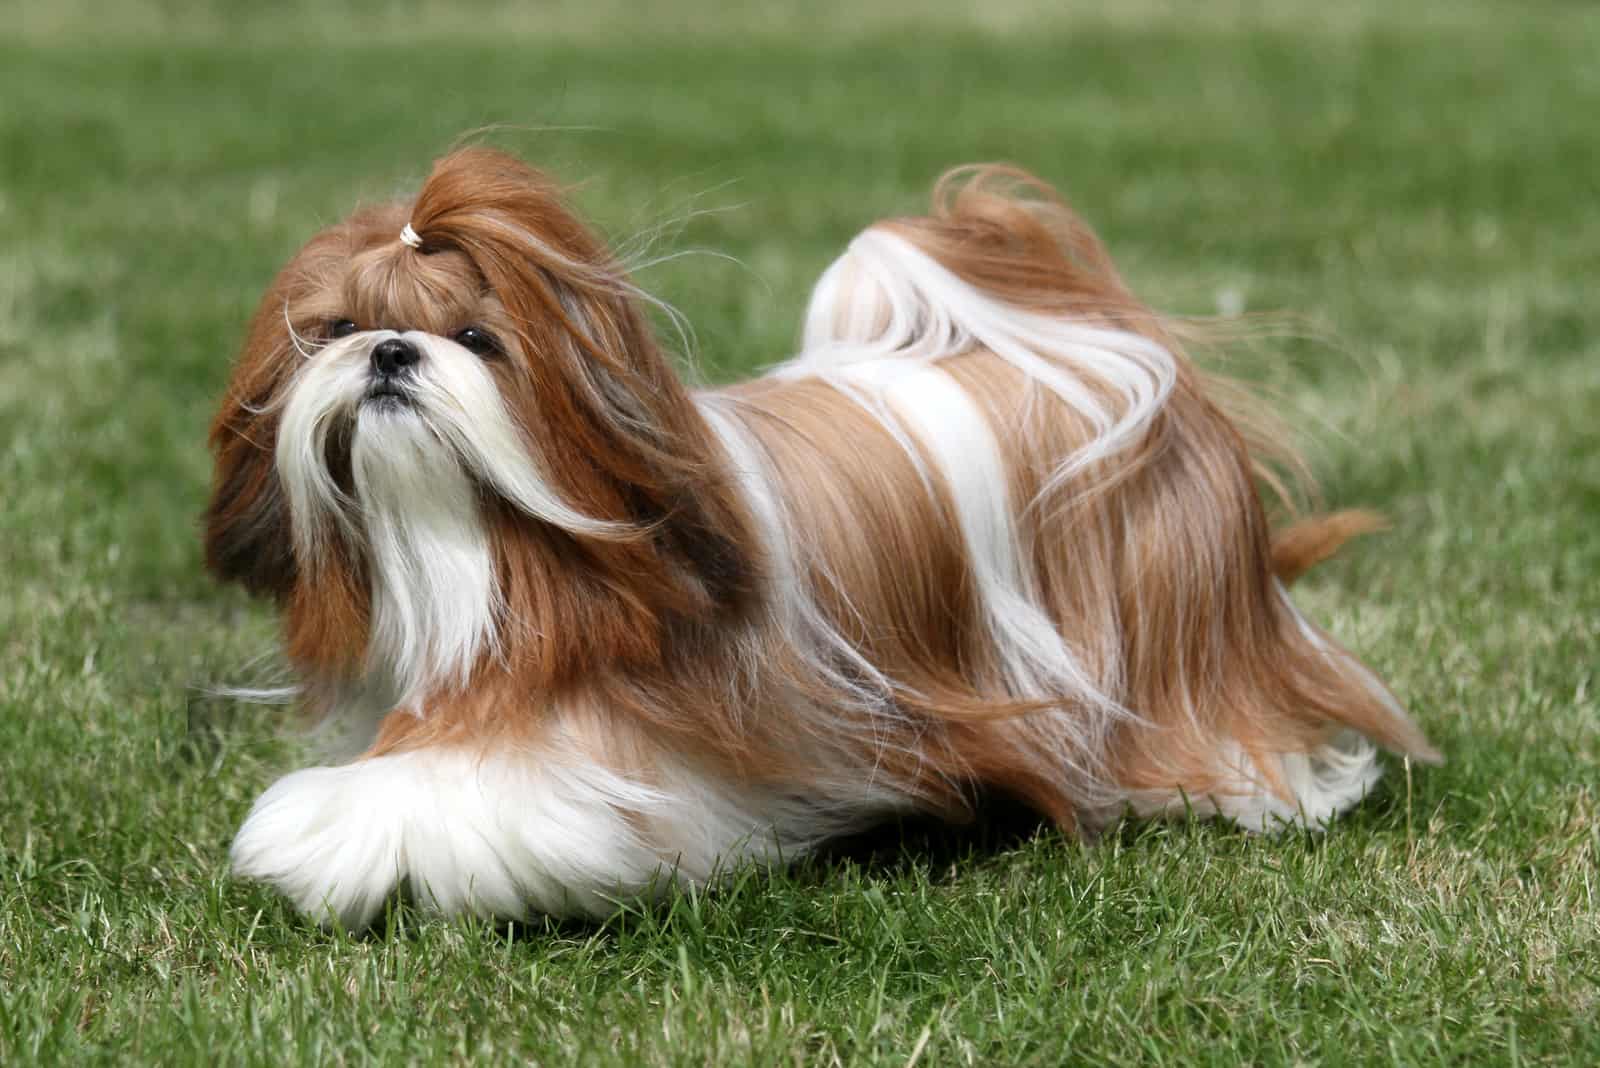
[[350, 409, 497, 707], [793, 228, 1178, 501], [231, 739, 859, 928]]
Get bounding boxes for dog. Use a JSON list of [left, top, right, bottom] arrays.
[[205, 147, 1437, 926]]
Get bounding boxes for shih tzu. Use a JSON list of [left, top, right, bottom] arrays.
[[206, 147, 1437, 927]]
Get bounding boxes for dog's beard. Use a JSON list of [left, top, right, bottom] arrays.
[[272, 331, 616, 706], [348, 409, 497, 707]]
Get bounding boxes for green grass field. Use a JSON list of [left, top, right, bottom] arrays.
[[3, 1, 1597, 1063]]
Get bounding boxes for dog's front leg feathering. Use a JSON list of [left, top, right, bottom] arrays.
[[206, 147, 1436, 927], [228, 693, 843, 928]]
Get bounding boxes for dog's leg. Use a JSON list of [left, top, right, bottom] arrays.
[[1073, 571, 1436, 834], [230, 744, 664, 926], [1107, 728, 1388, 832], [230, 707, 844, 927]]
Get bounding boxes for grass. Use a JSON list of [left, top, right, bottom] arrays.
[[2, 0, 1597, 1062]]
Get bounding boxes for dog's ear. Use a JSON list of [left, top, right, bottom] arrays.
[[203, 269, 307, 599], [204, 428, 297, 598]]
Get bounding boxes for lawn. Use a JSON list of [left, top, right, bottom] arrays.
[[2, 1, 1597, 1063]]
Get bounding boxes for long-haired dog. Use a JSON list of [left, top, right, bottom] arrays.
[[207, 148, 1437, 926]]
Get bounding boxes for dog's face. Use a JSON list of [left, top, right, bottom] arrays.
[[204, 149, 756, 699]]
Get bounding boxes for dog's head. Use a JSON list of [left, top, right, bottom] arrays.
[[205, 148, 755, 696]]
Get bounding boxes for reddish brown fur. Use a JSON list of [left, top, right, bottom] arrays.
[[1271, 510, 1388, 585]]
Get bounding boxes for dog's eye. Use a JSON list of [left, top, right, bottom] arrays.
[[453, 327, 502, 357], [327, 319, 359, 339]]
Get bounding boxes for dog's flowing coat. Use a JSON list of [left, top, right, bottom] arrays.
[[207, 149, 1437, 926]]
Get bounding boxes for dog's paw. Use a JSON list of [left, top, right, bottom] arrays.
[[230, 763, 409, 928], [230, 748, 697, 926]]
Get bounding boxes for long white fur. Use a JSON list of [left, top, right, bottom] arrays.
[[349, 408, 497, 707], [696, 399, 903, 724], [793, 228, 1177, 501], [788, 236, 1170, 799], [231, 717, 865, 928], [276, 339, 370, 557], [831, 359, 1111, 708]]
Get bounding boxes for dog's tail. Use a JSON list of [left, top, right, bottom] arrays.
[[1272, 509, 1387, 585]]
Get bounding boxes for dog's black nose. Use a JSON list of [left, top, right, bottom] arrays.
[[370, 338, 420, 377]]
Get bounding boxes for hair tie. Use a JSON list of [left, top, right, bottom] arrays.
[[399, 223, 423, 249]]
